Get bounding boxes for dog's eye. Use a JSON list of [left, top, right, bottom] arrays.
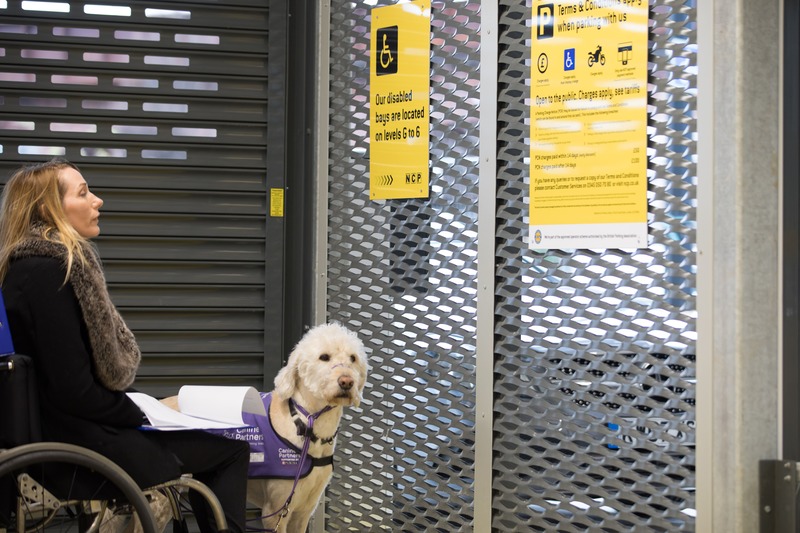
[[350, 354, 356, 363], [319, 353, 330, 362]]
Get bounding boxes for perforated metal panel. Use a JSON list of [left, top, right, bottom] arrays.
[[326, 1, 480, 531], [0, 0, 273, 395], [326, 0, 696, 531], [493, 1, 696, 530]]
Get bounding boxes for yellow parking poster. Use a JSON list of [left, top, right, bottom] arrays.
[[530, 1, 649, 249], [370, 0, 431, 200]]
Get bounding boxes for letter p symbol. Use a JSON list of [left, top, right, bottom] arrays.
[[537, 4, 554, 40]]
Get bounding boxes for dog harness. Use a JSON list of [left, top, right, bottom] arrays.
[[289, 398, 339, 444], [210, 392, 334, 479]]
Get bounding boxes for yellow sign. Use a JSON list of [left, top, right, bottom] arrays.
[[370, 0, 431, 200], [530, 0, 649, 249], [269, 188, 284, 217]]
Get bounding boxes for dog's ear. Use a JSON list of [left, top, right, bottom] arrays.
[[352, 346, 369, 408], [274, 353, 299, 399], [352, 379, 365, 408]]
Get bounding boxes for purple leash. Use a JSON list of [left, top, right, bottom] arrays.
[[248, 401, 334, 532]]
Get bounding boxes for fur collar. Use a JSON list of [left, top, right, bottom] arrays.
[[10, 226, 140, 391]]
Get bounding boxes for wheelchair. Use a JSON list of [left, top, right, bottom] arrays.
[[0, 354, 230, 533]]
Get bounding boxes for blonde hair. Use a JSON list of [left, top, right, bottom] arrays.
[[0, 158, 92, 283]]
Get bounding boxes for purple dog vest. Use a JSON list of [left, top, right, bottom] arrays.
[[208, 392, 333, 479]]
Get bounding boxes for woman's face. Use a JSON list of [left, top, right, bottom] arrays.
[[59, 167, 104, 238]]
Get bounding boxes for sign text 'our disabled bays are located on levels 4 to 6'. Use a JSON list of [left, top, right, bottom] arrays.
[[370, 0, 431, 200], [530, 1, 649, 250]]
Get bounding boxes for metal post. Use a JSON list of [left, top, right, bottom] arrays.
[[475, 1, 498, 531]]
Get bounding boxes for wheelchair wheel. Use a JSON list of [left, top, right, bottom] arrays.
[[0, 442, 157, 533]]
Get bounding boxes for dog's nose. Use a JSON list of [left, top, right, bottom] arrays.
[[338, 375, 354, 391]]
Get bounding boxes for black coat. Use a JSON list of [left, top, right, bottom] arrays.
[[2, 256, 183, 487]]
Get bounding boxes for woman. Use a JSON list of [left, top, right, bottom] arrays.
[[0, 158, 249, 533]]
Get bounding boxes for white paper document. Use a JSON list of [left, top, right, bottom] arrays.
[[128, 385, 266, 431], [178, 385, 266, 424]]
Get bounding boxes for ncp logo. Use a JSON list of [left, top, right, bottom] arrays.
[[536, 4, 554, 40]]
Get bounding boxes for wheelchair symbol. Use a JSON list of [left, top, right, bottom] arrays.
[[564, 48, 575, 71], [376, 26, 398, 76], [380, 34, 393, 69]]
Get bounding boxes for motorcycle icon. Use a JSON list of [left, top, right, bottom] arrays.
[[588, 45, 605, 67]]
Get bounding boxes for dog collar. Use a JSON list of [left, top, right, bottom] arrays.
[[289, 399, 337, 444]]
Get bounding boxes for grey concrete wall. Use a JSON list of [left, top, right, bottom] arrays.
[[698, 0, 782, 531]]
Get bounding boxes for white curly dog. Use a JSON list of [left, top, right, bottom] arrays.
[[162, 323, 367, 532], [244, 322, 368, 532]]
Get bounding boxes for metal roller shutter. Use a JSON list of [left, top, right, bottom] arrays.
[[0, 0, 278, 396]]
